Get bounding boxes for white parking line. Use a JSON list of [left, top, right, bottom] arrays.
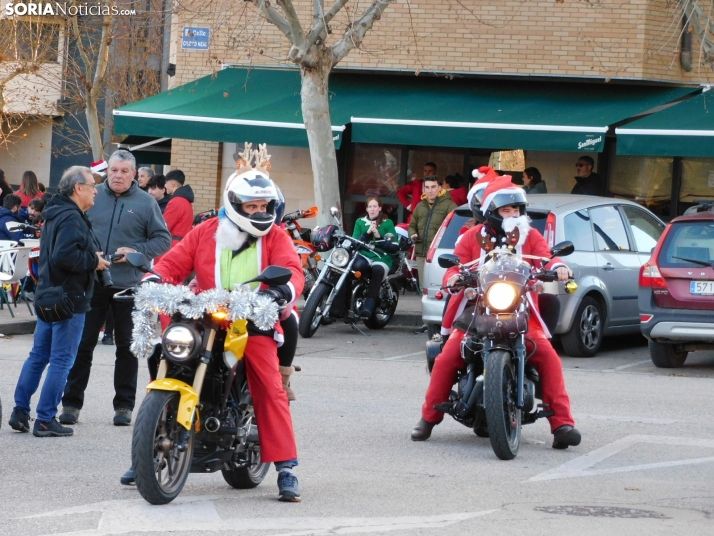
[[607, 359, 651, 372], [384, 351, 424, 361]]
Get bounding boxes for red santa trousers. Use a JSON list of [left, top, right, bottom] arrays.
[[243, 334, 297, 462], [421, 328, 574, 433]]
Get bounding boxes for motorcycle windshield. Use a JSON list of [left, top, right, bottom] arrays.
[[479, 252, 530, 289]]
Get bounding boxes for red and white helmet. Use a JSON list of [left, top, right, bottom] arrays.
[[223, 169, 279, 237]]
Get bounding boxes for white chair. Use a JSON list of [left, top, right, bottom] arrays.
[[0, 240, 18, 251], [0, 246, 33, 317]]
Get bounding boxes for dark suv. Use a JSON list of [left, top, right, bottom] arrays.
[[639, 211, 714, 368]]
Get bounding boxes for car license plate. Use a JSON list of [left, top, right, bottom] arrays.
[[690, 281, 714, 295], [29, 250, 40, 258]]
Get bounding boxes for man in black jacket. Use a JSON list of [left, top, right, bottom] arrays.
[[571, 156, 603, 196], [59, 150, 171, 428], [8, 166, 111, 437]]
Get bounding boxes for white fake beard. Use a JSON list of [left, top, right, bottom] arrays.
[[501, 215, 531, 247], [215, 217, 249, 251]]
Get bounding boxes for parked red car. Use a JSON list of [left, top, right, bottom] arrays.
[[639, 211, 714, 368]]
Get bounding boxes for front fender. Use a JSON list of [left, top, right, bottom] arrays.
[[146, 378, 198, 430]]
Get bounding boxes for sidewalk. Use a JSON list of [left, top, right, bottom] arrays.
[[0, 300, 36, 336], [0, 292, 425, 336]]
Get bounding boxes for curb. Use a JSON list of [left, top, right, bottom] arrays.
[[0, 319, 36, 336]]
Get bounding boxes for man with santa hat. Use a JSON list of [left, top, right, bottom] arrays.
[[140, 144, 305, 502], [410, 175, 581, 450]]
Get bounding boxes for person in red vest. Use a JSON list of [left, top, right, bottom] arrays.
[[162, 169, 194, 251], [444, 174, 468, 206], [397, 161, 437, 218]]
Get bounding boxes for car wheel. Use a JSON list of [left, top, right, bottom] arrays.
[[649, 341, 688, 368], [561, 296, 603, 358]]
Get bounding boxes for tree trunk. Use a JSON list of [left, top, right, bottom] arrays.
[[85, 95, 104, 161], [300, 54, 340, 228]]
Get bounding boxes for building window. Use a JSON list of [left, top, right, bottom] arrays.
[[344, 144, 403, 232], [681, 158, 714, 209], [609, 155, 673, 219]]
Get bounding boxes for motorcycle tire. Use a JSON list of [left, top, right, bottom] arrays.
[[302, 267, 317, 300], [132, 390, 194, 505], [363, 280, 400, 330], [299, 282, 331, 338], [222, 452, 270, 489], [484, 350, 521, 460]]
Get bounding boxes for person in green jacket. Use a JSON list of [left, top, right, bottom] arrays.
[[353, 197, 397, 319], [408, 175, 458, 334]]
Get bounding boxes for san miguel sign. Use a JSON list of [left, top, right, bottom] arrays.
[[577, 135, 604, 151]]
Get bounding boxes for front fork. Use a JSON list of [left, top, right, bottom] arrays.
[[312, 258, 356, 318]]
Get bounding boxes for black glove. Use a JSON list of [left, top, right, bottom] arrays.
[[258, 285, 291, 304]]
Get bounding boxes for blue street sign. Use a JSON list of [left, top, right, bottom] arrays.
[[182, 27, 210, 50]]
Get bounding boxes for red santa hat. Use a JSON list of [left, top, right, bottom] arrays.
[[480, 175, 526, 215], [90, 160, 108, 175], [466, 166, 499, 205]]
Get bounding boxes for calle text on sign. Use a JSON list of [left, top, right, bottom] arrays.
[[182, 26, 210, 50]]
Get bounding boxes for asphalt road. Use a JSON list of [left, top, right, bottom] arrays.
[[1, 325, 713, 535]]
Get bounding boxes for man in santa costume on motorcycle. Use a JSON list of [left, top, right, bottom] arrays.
[[147, 145, 305, 502], [411, 176, 582, 450]]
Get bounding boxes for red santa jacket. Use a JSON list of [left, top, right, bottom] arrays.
[[397, 179, 424, 212], [447, 187, 468, 207], [152, 216, 305, 305], [440, 222, 566, 337]]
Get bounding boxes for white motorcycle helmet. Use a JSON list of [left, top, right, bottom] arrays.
[[223, 169, 279, 237]]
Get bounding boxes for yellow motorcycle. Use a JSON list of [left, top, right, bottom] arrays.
[[118, 253, 291, 504]]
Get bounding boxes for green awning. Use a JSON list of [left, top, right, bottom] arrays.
[[114, 68, 348, 149], [114, 67, 697, 154], [346, 77, 697, 153], [616, 90, 714, 157]]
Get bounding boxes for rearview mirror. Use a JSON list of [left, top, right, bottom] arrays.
[[244, 265, 292, 287], [550, 241, 574, 258], [330, 207, 340, 217], [124, 252, 152, 272], [438, 253, 460, 269]]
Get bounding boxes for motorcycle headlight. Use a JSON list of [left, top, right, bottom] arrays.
[[485, 282, 518, 312], [162, 325, 200, 363], [331, 247, 350, 268]]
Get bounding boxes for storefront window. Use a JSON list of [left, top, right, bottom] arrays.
[[681, 158, 714, 204], [609, 156, 673, 219], [408, 149, 465, 183], [345, 144, 403, 232]]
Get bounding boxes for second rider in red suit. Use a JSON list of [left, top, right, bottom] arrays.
[[411, 177, 582, 450]]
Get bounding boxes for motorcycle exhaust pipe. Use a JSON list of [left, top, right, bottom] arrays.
[[205, 417, 220, 433]]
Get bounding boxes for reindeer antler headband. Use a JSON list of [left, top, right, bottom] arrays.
[[234, 142, 272, 175]]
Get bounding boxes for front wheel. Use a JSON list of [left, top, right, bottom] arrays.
[[484, 350, 521, 460], [299, 282, 331, 338], [132, 391, 194, 505], [561, 296, 603, 357]]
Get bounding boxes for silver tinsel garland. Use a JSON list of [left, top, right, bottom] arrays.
[[130, 283, 280, 359]]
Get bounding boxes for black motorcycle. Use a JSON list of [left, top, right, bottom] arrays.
[[426, 242, 576, 460], [117, 253, 292, 504], [298, 207, 400, 338]]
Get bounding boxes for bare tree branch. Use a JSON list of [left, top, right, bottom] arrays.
[[306, 0, 348, 47], [252, 0, 292, 39], [331, 0, 394, 65]]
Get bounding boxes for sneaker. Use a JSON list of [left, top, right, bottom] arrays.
[[277, 470, 301, 502], [102, 333, 114, 345], [33, 418, 73, 437], [8, 408, 30, 433], [120, 468, 136, 485], [58, 406, 80, 425], [412, 325, 428, 334], [113, 408, 132, 426]]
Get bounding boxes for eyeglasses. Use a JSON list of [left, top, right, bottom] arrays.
[[80, 183, 97, 189], [575, 163, 588, 168]]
